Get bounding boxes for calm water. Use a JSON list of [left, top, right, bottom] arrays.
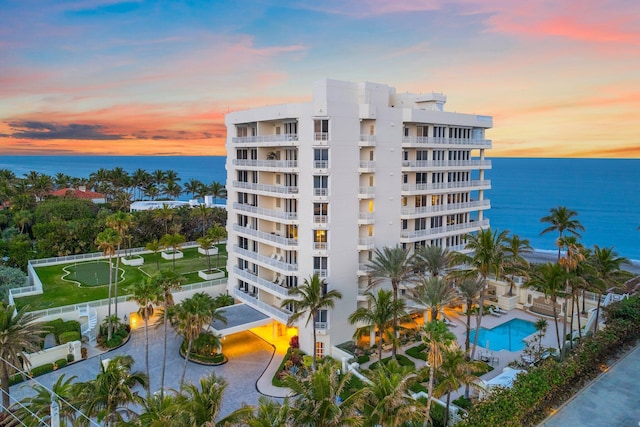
[[470, 318, 537, 352], [1, 156, 639, 260]]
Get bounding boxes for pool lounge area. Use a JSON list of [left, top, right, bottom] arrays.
[[469, 318, 538, 352]]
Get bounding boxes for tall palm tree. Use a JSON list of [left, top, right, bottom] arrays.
[[207, 224, 227, 268], [177, 372, 253, 427], [106, 211, 133, 319], [162, 179, 182, 200], [281, 274, 343, 371], [75, 355, 147, 426], [558, 235, 585, 358], [160, 232, 186, 270], [282, 362, 363, 427], [421, 320, 456, 426], [0, 304, 45, 413], [362, 359, 428, 427], [135, 392, 181, 426], [184, 178, 204, 200], [590, 245, 629, 332], [454, 228, 509, 360], [172, 292, 226, 385], [434, 348, 484, 427], [16, 374, 78, 426], [413, 245, 452, 277], [154, 204, 175, 234], [348, 289, 407, 360], [129, 278, 163, 396], [196, 236, 215, 272], [145, 239, 163, 270], [247, 396, 292, 427], [367, 245, 415, 358], [208, 181, 227, 205], [540, 206, 585, 260], [191, 204, 212, 237], [503, 234, 533, 296], [152, 269, 186, 398], [96, 228, 121, 340], [409, 276, 459, 322], [456, 277, 484, 359], [12, 209, 32, 234], [525, 262, 567, 350]]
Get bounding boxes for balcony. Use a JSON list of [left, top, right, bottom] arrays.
[[232, 287, 291, 324], [358, 187, 375, 199], [400, 200, 491, 218], [233, 245, 298, 272], [233, 266, 290, 298], [358, 161, 375, 173], [357, 263, 373, 276], [313, 188, 328, 198], [313, 242, 328, 251], [313, 268, 328, 278], [400, 159, 492, 171], [401, 180, 491, 195], [359, 135, 376, 147], [358, 212, 374, 225], [313, 160, 329, 169], [232, 181, 299, 197], [313, 133, 329, 145], [232, 224, 298, 248], [401, 137, 492, 149], [358, 237, 375, 250], [232, 134, 298, 145], [232, 159, 298, 171], [232, 203, 298, 222], [313, 215, 328, 225], [399, 219, 489, 241]]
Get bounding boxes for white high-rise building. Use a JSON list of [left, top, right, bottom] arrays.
[[225, 79, 492, 358]]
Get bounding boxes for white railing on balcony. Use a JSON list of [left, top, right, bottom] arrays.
[[401, 159, 492, 169], [358, 187, 375, 197], [232, 181, 299, 194], [232, 288, 291, 324], [358, 237, 375, 248], [401, 180, 490, 193], [232, 159, 298, 168], [233, 246, 298, 271], [232, 134, 298, 144], [232, 203, 298, 221], [400, 200, 490, 216], [313, 215, 328, 224], [314, 188, 328, 197], [313, 160, 329, 169], [358, 161, 375, 170], [314, 132, 329, 142], [315, 321, 328, 330], [233, 266, 290, 297], [400, 219, 489, 239], [313, 242, 328, 251], [401, 137, 492, 147], [358, 212, 374, 221], [359, 134, 376, 145], [313, 269, 328, 278], [232, 224, 298, 247], [358, 263, 373, 273]]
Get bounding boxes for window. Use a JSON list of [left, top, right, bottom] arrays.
[[237, 170, 248, 183], [314, 257, 328, 277], [237, 127, 248, 138], [313, 176, 328, 196], [314, 203, 328, 223], [402, 219, 408, 230], [314, 230, 327, 250], [315, 310, 328, 330], [315, 340, 325, 359], [417, 150, 429, 161], [286, 225, 298, 239], [314, 149, 329, 168], [416, 173, 427, 184], [404, 127, 410, 137], [314, 119, 329, 141], [284, 121, 298, 136], [416, 195, 427, 207], [431, 217, 443, 228], [236, 149, 248, 159], [415, 218, 427, 231]]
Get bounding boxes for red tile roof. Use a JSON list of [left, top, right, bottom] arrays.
[[49, 188, 105, 199]]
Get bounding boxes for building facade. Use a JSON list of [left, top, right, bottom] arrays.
[[225, 79, 492, 358]]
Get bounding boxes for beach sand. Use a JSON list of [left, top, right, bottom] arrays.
[[525, 250, 640, 275]]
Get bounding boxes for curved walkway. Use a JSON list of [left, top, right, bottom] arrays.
[[540, 345, 640, 426]]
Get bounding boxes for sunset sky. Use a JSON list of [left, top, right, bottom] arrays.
[[1, 0, 638, 158]]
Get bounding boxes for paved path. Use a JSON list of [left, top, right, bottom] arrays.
[[540, 345, 640, 427]]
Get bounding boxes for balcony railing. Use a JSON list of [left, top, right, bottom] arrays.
[[400, 159, 492, 169], [314, 132, 329, 142], [314, 188, 328, 197], [314, 215, 328, 224], [358, 187, 375, 198], [358, 212, 374, 223], [358, 237, 375, 249], [232, 134, 298, 144], [359, 135, 376, 146], [400, 200, 490, 216], [313, 269, 328, 278], [401, 137, 492, 148], [232, 159, 298, 169], [232, 181, 299, 195], [233, 266, 290, 297], [313, 160, 329, 169], [233, 246, 298, 272], [401, 180, 490, 194], [399, 219, 489, 239], [313, 242, 328, 251], [358, 161, 375, 172], [232, 203, 298, 221], [232, 288, 291, 324], [232, 224, 298, 247]]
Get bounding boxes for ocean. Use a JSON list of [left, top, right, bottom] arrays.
[[1, 156, 639, 261]]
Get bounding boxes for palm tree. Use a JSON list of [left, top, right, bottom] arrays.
[[282, 362, 363, 427], [348, 289, 407, 360], [16, 374, 78, 426], [0, 304, 45, 413], [207, 223, 227, 268], [129, 278, 163, 396], [413, 245, 452, 277], [162, 179, 182, 200], [152, 269, 186, 398], [590, 245, 629, 332], [280, 274, 343, 371], [135, 392, 181, 426], [409, 276, 459, 322], [196, 236, 215, 272], [454, 228, 509, 360], [525, 262, 567, 350], [184, 178, 204, 200], [160, 232, 186, 270], [503, 234, 533, 296], [558, 235, 585, 358], [172, 292, 226, 385], [96, 228, 121, 340], [362, 359, 428, 427], [177, 372, 253, 426], [421, 319, 456, 426], [247, 396, 292, 427], [106, 211, 133, 318], [154, 203, 175, 234], [540, 206, 585, 260], [367, 245, 415, 358], [191, 204, 212, 237], [208, 181, 227, 205], [456, 277, 484, 359], [434, 348, 485, 427], [76, 355, 147, 426], [145, 239, 163, 270], [12, 209, 32, 234]]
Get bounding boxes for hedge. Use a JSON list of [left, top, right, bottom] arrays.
[[458, 296, 640, 427], [59, 331, 81, 344]]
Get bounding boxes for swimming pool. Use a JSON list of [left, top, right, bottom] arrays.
[[470, 318, 537, 352]]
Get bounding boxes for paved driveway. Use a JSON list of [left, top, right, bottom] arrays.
[[10, 327, 276, 418], [541, 345, 640, 427]]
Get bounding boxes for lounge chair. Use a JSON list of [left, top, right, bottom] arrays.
[[488, 307, 501, 317], [495, 306, 508, 314]]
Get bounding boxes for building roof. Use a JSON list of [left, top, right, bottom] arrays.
[[49, 188, 105, 199]]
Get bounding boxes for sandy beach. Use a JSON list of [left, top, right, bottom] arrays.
[[524, 250, 640, 275]]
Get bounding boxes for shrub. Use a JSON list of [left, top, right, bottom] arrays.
[[289, 335, 300, 349], [66, 354, 75, 363], [369, 354, 416, 370], [406, 343, 428, 360], [59, 331, 81, 344], [59, 320, 81, 335], [31, 363, 54, 377], [55, 358, 68, 369]]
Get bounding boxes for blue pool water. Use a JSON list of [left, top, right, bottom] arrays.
[[470, 318, 537, 352]]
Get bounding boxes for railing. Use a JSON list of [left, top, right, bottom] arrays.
[[233, 246, 298, 271], [313, 269, 328, 278], [401, 180, 491, 193], [359, 135, 376, 146], [313, 215, 328, 224], [358, 237, 375, 248], [402, 137, 492, 147], [232, 181, 299, 194], [232, 134, 298, 144], [232, 288, 291, 324], [358, 161, 375, 170], [313, 188, 328, 197], [313, 242, 328, 251], [232, 159, 298, 168], [233, 224, 298, 247], [313, 160, 329, 169], [400, 219, 489, 239], [401, 159, 492, 169], [358, 212, 374, 221], [358, 263, 373, 273], [315, 321, 328, 330], [233, 267, 290, 297], [232, 203, 298, 221], [314, 132, 329, 142], [358, 187, 375, 197], [400, 200, 490, 216]]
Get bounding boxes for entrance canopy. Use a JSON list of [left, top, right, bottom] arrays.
[[210, 303, 272, 336]]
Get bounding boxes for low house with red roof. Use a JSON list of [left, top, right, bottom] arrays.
[[49, 186, 106, 204]]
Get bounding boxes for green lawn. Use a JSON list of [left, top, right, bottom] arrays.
[[16, 245, 228, 311]]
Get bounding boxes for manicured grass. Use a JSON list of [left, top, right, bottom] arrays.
[[368, 354, 416, 370], [15, 245, 228, 311]]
